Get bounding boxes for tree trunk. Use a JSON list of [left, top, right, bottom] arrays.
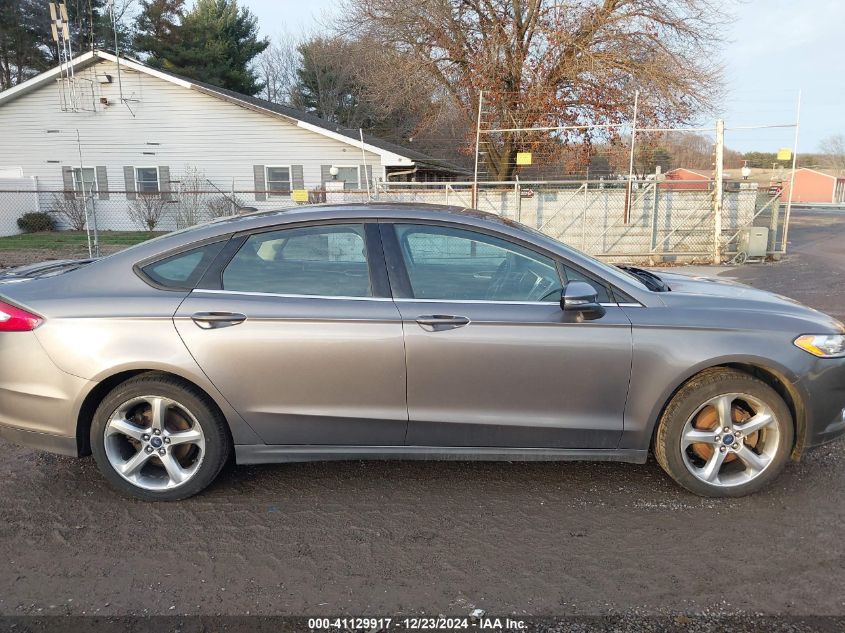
[[487, 132, 517, 181]]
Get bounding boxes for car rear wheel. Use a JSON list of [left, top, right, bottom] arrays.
[[654, 369, 793, 497], [91, 373, 231, 501]]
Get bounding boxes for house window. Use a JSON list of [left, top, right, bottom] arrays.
[[135, 167, 160, 194], [335, 166, 359, 190], [266, 166, 291, 196], [72, 167, 96, 195]]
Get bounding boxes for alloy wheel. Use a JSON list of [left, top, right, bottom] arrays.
[[103, 395, 206, 491], [680, 392, 780, 487]]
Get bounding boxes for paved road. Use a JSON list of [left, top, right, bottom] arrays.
[[1, 210, 844, 619]]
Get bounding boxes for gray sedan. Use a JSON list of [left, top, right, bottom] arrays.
[[1, 203, 844, 500]]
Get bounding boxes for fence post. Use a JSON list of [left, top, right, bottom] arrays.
[[713, 118, 725, 264], [650, 181, 659, 259], [89, 190, 100, 257], [581, 182, 588, 251]]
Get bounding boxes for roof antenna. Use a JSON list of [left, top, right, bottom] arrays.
[[105, 0, 126, 108], [49, 2, 78, 111]]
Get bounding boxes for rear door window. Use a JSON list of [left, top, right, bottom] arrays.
[[222, 224, 372, 297]]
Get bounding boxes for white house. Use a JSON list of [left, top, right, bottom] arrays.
[[0, 50, 464, 233]]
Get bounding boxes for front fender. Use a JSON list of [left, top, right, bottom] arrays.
[[618, 321, 812, 453]]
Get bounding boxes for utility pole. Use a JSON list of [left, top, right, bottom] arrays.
[[781, 89, 802, 253], [713, 119, 725, 264], [625, 90, 639, 223], [472, 91, 483, 208]]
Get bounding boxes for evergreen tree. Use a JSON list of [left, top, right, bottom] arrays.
[[133, 0, 185, 61], [0, 0, 51, 90], [142, 0, 268, 95]]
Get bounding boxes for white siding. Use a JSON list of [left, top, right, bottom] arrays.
[[0, 178, 39, 236], [0, 59, 384, 230]]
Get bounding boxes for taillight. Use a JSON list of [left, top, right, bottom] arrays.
[[0, 300, 42, 331]]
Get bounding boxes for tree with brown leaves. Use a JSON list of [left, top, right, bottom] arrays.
[[343, 0, 727, 179]]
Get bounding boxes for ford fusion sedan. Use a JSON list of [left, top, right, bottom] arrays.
[[0, 203, 843, 500]]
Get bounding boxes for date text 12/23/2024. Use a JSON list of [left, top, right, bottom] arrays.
[[308, 617, 527, 630]]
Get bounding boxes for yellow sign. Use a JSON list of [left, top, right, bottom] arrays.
[[777, 148, 792, 161], [291, 189, 309, 203], [516, 152, 532, 166]]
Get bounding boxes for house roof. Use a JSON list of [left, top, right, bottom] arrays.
[[0, 50, 468, 174], [664, 168, 710, 179]]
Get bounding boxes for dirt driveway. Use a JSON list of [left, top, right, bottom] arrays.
[[1, 210, 844, 621]]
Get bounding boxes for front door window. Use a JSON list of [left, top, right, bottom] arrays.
[[393, 224, 561, 302]]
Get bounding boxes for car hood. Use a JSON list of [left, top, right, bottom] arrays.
[[653, 270, 845, 332], [656, 270, 803, 304]]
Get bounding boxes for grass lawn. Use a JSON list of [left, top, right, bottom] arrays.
[[0, 230, 161, 251], [0, 231, 164, 268]]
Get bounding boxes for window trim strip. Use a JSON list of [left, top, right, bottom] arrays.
[[193, 289, 392, 301], [190, 289, 641, 308]]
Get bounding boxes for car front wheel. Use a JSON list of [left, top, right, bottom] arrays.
[[654, 369, 794, 497], [91, 373, 231, 501]]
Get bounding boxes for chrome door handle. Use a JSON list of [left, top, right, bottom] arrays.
[[415, 315, 470, 331], [190, 311, 247, 329]]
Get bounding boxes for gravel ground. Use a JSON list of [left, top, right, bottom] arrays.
[[1, 210, 844, 624]]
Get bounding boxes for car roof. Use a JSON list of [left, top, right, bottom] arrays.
[[123, 202, 543, 253], [208, 202, 514, 233]]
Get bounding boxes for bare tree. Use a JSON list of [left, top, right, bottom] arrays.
[[49, 194, 89, 231], [207, 193, 244, 218], [256, 33, 301, 104], [819, 135, 845, 172], [342, 0, 727, 180], [174, 165, 210, 229], [128, 194, 167, 231]]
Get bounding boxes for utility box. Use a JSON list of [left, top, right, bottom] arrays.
[[737, 227, 769, 258]]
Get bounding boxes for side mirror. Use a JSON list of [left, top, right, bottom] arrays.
[[560, 281, 606, 320]]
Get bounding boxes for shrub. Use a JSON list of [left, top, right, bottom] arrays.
[[17, 212, 56, 233], [50, 194, 88, 231], [207, 193, 245, 218], [128, 194, 167, 231]]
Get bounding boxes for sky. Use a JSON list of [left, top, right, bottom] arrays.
[[242, 0, 845, 153]]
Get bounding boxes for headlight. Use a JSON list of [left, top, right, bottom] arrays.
[[794, 334, 845, 358]]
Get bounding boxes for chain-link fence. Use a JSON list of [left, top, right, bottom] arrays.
[[372, 179, 787, 264], [0, 177, 789, 265]]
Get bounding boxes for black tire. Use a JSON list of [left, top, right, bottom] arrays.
[[654, 368, 794, 497], [90, 372, 231, 501]]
